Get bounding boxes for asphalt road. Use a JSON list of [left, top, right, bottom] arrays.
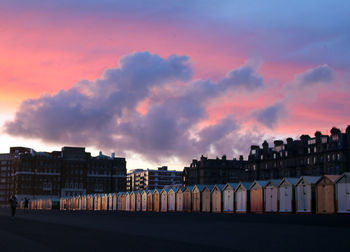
[[0, 209, 349, 252]]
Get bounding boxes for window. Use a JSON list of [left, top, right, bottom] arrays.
[[308, 148, 311, 154], [314, 147, 317, 152]]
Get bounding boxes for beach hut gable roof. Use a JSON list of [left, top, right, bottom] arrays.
[[296, 176, 321, 186], [153, 189, 160, 194], [141, 190, 147, 195], [335, 172, 350, 183], [250, 180, 268, 190], [223, 183, 239, 191], [279, 177, 299, 187], [176, 187, 185, 193], [236, 182, 252, 191], [211, 184, 226, 192], [184, 186, 194, 192], [161, 188, 171, 194], [193, 185, 205, 192], [264, 179, 282, 188], [318, 175, 339, 184]]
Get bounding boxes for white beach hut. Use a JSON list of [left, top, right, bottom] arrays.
[[295, 176, 320, 213], [223, 183, 238, 213], [264, 179, 281, 213], [160, 189, 169, 212], [235, 182, 251, 213], [168, 188, 176, 212], [141, 191, 147, 212], [278, 178, 299, 213], [176, 188, 184, 212], [335, 173, 350, 213], [136, 191, 142, 211]]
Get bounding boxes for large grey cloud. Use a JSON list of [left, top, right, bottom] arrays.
[[295, 64, 333, 86], [255, 102, 286, 128], [5, 52, 266, 162]]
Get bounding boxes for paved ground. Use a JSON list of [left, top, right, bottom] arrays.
[[0, 209, 349, 252]]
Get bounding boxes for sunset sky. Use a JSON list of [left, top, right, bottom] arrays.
[[1, 1, 349, 170]]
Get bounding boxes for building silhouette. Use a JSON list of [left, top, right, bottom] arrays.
[[182, 126, 350, 185], [182, 155, 246, 186], [0, 146, 126, 205], [245, 126, 350, 181]]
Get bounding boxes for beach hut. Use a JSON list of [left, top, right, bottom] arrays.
[[235, 182, 251, 213], [211, 184, 225, 213], [147, 190, 153, 211], [335, 173, 350, 213], [176, 188, 184, 212], [112, 193, 117, 210], [295, 176, 320, 213], [201, 185, 214, 212], [82, 195, 87, 210], [108, 194, 113, 211], [141, 191, 147, 211], [168, 188, 176, 212], [278, 178, 298, 213], [122, 193, 127, 211], [93, 194, 98, 211], [125, 192, 131, 211], [160, 189, 169, 212], [136, 191, 142, 211], [223, 183, 238, 213], [250, 180, 268, 213], [183, 186, 193, 212], [264, 179, 281, 213], [117, 193, 123, 211], [153, 189, 160, 212], [102, 194, 108, 211], [130, 192, 136, 211], [192, 185, 205, 212], [97, 194, 102, 211], [316, 175, 339, 214]]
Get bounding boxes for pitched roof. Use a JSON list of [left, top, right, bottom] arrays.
[[335, 172, 350, 183], [212, 184, 226, 192], [265, 179, 282, 187], [224, 183, 239, 190], [185, 186, 194, 191], [204, 185, 215, 191], [193, 185, 205, 192], [250, 180, 268, 189], [322, 175, 339, 183], [236, 182, 252, 190], [297, 176, 321, 185], [279, 177, 299, 186]]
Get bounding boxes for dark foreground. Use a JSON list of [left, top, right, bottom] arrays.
[[0, 209, 349, 252]]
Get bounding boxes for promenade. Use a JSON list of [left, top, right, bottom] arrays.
[[0, 209, 349, 252]]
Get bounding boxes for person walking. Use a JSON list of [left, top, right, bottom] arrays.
[[24, 197, 29, 213], [9, 195, 18, 218]]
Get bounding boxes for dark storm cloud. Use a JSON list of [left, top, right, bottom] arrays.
[[5, 52, 266, 162]]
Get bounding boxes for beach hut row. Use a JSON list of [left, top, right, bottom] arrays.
[[18, 198, 59, 210], [56, 173, 350, 214]]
